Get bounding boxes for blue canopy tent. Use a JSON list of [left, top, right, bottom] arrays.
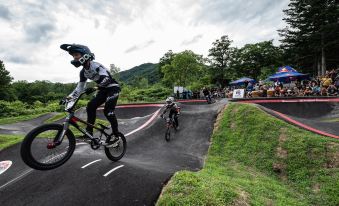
[[267, 66, 309, 83], [277, 65, 297, 73], [230, 77, 256, 85], [267, 71, 309, 82]]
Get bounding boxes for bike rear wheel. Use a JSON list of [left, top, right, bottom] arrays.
[[105, 132, 127, 161], [165, 127, 171, 142], [20, 124, 76, 170]]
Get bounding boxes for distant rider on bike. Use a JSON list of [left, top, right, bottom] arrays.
[[202, 87, 212, 103], [160, 97, 181, 129], [60, 44, 121, 137]]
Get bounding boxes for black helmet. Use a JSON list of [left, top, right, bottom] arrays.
[[60, 44, 95, 67]]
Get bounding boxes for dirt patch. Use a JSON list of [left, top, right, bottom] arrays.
[[277, 128, 288, 158], [232, 105, 239, 114], [273, 128, 288, 180], [325, 142, 339, 168], [312, 183, 321, 193], [277, 146, 288, 159], [279, 128, 288, 142], [265, 199, 274, 206], [231, 190, 250, 206]]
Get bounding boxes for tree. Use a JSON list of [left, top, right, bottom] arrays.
[[110, 64, 121, 80], [279, 0, 339, 75], [208, 35, 233, 87], [161, 50, 206, 87], [0, 60, 14, 101], [158, 50, 176, 79], [230, 41, 284, 80]]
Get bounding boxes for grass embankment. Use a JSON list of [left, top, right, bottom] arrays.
[[157, 103, 339, 206], [0, 113, 50, 125], [0, 134, 24, 150]]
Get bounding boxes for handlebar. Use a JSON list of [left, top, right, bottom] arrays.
[[60, 87, 98, 111]]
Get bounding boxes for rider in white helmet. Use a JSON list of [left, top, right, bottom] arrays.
[[60, 43, 121, 137], [160, 97, 181, 129]]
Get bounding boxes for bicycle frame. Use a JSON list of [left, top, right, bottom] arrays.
[[163, 117, 176, 129], [54, 91, 110, 145]]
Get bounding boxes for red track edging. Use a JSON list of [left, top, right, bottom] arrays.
[[177, 99, 207, 103], [233, 98, 339, 103], [271, 110, 339, 139]]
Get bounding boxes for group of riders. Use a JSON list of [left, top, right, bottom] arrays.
[[61, 44, 181, 136]]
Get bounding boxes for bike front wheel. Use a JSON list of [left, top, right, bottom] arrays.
[[165, 127, 171, 142], [105, 132, 127, 161], [20, 124, 76, 170]]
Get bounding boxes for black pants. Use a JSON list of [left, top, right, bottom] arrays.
[[169, 110, 179, 127], [86, 87, 119, 136]]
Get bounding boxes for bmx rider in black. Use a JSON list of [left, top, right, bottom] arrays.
[[60, 43, 121, 137], [160, 97, 180, 129], [202, 87, 212, 103]]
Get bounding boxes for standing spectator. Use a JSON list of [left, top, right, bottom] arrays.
[[261, 85, 268, 97], [304, 86, 312, 96], [274, 84, 282, 97], [244, 80, 249, 89], [321, 86, 328, 96], [247, 82, 254, 91], [334, 77, 339, 88], [293, 86, 300, 96], [311, 82, 321, 96], [327, 84, 337, 96], [322, 75, 332, 88]]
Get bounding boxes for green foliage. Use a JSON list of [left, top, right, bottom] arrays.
[[208, 35, 234, 86], [119, 84, 171, 103], [160, 50, 207, 88], [109, 64, 121, 81], [10, 80, 76, 104], [0, 60, 14, 101], [0, 99, 65, 118], [230, 40, 284, 80], [279, 0, 339, 74], [119, 63, 160, 86]]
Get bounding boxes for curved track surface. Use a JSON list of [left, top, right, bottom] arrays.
[[238, 98, 339, 139], [0, 100, 226, 206]]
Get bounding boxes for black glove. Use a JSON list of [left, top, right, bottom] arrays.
[[59, 98, 67, 105], [85, 87, 97, 94], [160, 114, 164, 118]]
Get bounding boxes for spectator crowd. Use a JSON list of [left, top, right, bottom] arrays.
[[173, 69, 339, 100], [225, 69, 339, 98]]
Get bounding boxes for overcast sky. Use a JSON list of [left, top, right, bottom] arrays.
[[0, 0, 289, 83]]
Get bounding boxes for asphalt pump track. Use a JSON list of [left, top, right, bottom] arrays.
[[0, 99, 226, 205]]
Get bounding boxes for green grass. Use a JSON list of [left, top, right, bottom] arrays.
[[0, 134, 24, 150], [320, 117, 339, 123], [44, 112, 67, 123], [0, 112, 50, 125], [157, 103, 339, 206]]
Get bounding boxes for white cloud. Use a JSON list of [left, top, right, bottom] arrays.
[[0, 0, 289, 83]]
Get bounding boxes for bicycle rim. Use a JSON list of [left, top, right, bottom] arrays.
[[105, 133, 126, 161], [21, 124, 75, 170], [165, 128, 171, 141]]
